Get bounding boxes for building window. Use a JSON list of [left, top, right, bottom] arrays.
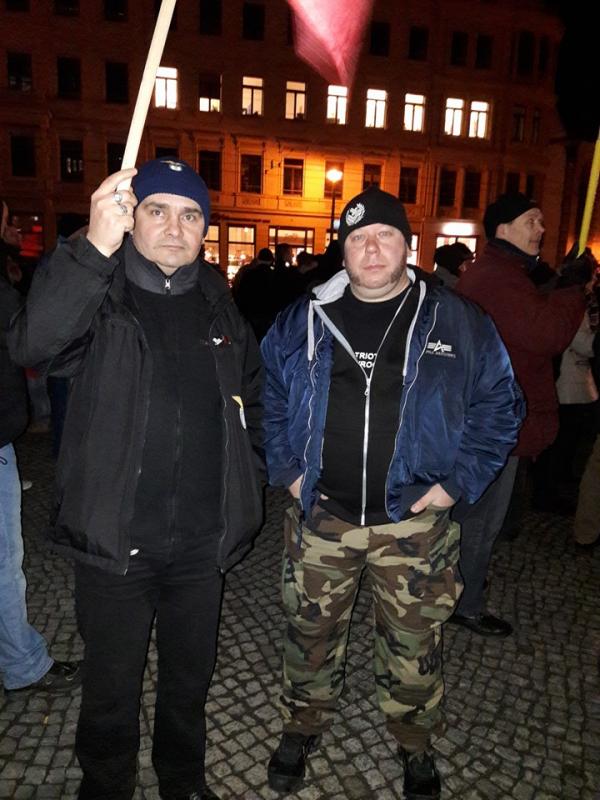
[[155, 146, 178, 159], [525, 174, 536, 198], [199, 0, 221, 35], [269, 227, 314, 261], [283, 158, 304, 196], [54, 0, 79, 14], [438, 169, 456, 207], [444, 98, 464, 136], [450, 31, 468, 66], [363, 163, 381, 190], [369, 21, 390, 56], [404, 93, 425, 132], [240, 154, 262, 193], [285, 81, 306, 120], [57, 57, 81, 100], [538, 36, 549, 76], [7, 52, 32, 91], [407, 234, 419, 266], [326, 85, 347, 125], [11, 135, 36, 177], [408, 26, 428, 60], [105, 62, 128, 103], [242, 2, 265, 40], [475, 34, 493, 69], [324, 161, 344, 199], [516, 30, 535, 77], [531, 109, 541, 144], [198, 73, 221, 112], [198, 150, 221, 191], [505, 171, 520, 194], [204, 224, 220, 265], [6, 0, 30, 9], [463, 170, 481, 208], [106, 141, 124, 174], [468, 100, 490, 139], [399, 166, 418, 204], [242, 76, 263, 115], [155, 66, 177, 109], [104, 0, 126, 20], [512, 106, 526, 142], [227, 225, 255, 280], [365, 88, 387, 129], [60, 139, 84, 182]]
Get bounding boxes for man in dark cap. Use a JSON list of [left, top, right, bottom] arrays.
[[434, 242, 474, 288], [9, 159, 264, 800], [261, 186, 524, 799], [453, 192, 591, 637]]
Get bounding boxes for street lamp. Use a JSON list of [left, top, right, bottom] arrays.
[[326, 167, 343, 240]]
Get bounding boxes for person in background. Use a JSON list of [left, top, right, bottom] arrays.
[[433, 242, 474, 288]]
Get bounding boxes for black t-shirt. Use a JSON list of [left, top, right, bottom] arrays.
[[317, 283, 419, 525]]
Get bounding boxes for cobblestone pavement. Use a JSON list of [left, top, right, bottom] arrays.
[[1, 432, 599, 800]]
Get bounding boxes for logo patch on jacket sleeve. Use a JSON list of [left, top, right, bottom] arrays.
[[426, 339, 456, 358]]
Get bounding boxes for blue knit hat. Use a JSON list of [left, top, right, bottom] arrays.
[[133, 158, 211, 235]]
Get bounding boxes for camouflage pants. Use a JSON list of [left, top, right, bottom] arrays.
[[280, 502, 462, 751]]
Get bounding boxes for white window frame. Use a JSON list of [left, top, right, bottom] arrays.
[[365, 88, 387, 128], [242, 76, 263, 116], [285, 81, 306, 120], [444, 97, 464, 136], [155, 66, 178, 109], [404, 93, 425, 132], [468, 100, 490, 139], [326, 85, 348, 125]]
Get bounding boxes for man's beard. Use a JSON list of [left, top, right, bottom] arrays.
[[346, 252, 407, 288]]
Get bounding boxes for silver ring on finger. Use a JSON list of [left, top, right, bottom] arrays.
[[113, 191, 123, 204], [118, 203, 128, 216]]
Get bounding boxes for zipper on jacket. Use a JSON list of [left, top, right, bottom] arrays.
[[165, 277, 171, 294], [384, 300, 439, 520]]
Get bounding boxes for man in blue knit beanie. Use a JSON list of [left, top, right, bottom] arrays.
[[8, 159, 264, 800]]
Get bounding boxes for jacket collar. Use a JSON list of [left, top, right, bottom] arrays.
[[124, 236, 199, 295]]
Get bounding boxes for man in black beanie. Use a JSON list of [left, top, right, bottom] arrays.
[[9, 160, 264, 800], [453, 192, 592, 637], [262, 186, 524, 799]]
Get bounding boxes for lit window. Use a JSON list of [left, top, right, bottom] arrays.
[[285, 81, 306, 120], [204, 224, 220, 266], [227, 225, 255, 283], [468, 100, 489, 138], [404, 93, 425, 132], [326, 85, 347, 125], [242, 76, 263, 115], [155, 66, 177, 109], [365, 88, 387, 128], [406, 234, 420, 266], [198, 73, 221, 112], [444, 97, 464, 136]]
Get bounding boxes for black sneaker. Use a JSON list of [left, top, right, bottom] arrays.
[[267, 732, 321, 793], [448, 612, 513, 637], [160, 790, 220, 800], [5, 660, 81, 696], [400, 747, 441, 800]]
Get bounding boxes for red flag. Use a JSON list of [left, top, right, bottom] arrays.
[[288, 0, 374, 87]]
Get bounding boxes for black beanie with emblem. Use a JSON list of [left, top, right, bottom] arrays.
[[483, 192, 539, 239], [338, 187, 412, 248]]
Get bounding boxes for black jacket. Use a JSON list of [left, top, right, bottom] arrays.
[[0, 275, 27, 447], [8, 235, 264, 574]]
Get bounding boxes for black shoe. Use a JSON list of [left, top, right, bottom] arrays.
[[5, 660, 81, 696], [400, 747, 441, 800], [160, 790, 220, 800], [449, 612, 513, 637], [267, 732, 321, 793]]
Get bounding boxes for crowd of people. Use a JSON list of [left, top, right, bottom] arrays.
[[1, 162, 598, 800]]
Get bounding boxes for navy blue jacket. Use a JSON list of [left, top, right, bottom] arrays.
[[261, 268, 524, 523]]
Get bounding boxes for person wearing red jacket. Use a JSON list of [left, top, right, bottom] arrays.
[[451, 192, 589, 636]]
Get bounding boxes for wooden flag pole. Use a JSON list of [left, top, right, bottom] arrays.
[[117, 0, 177, 190], [578, 126, 600, 256]]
